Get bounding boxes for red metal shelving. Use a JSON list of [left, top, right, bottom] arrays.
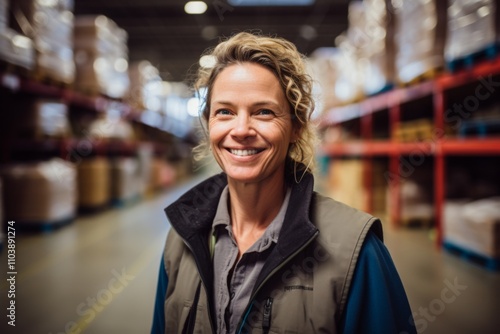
[[320, 59, 500, 248]]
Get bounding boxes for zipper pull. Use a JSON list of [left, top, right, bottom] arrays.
[[262, 297, 273, 333]]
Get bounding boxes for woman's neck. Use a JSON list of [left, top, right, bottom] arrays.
[[227, 176, 287, 249]]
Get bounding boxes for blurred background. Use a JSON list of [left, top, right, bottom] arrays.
[[0, 0, 500, 333]]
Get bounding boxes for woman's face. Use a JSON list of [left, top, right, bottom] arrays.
[[208, 62, 296, 185]]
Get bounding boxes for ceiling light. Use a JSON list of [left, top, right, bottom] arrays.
[[199, 55, 216, 68], [228, 0, 314, 6], [185, 1, 208, 14]]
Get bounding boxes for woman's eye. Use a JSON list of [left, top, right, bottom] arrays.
[[258, 109, 274, 116], [215, 109, 232, 116]]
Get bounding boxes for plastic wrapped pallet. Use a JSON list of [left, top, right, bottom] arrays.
[[394, 0, 447, 84], [445, 0, 499, 61], [360, 0, 395, 95], [110, 157, 140, 202], [126, 61, 162, 111], [307, 48, 341, 114], [0, 28, 35, 70], [0, 159, 77, 224], [0, 0, 8, 30], [8, 98, 71, 139], [9, 0, 75, 84], [77, 157, 110, 209], [74, 15, 130, 98], [444, 198, 500, 258]]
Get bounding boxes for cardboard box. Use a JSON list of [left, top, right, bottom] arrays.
[[77, 157, 110, 208], [0, 159, 77, 223], [74, 15, 129, 98], [327, 158, 367, 211], [125, 61, 162, 111], [110, 157, 140, 201]]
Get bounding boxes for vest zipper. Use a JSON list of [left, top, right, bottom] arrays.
[[236, 230, 319, 334], [262, 297, 273, 334]]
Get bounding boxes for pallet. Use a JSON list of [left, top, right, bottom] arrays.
[[11, 216, 74, 233], [393, 119, 434, 142], [0, 59, 31, 78], [447, 43, 499, 73], [78, 203, 109, 215], [458, 119, 500, 138], [398, 67, 443, 88], [443, 241, 500, 271]]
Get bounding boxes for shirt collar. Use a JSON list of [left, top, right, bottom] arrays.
[[212, 185, 292, 252]]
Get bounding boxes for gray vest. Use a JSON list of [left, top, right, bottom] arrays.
[[162, 174, 382, 333]]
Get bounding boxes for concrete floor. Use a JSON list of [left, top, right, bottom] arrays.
[[1, 174, 499, 334]]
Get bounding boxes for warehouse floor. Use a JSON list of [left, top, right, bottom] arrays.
[[1, 173, 500, 334]]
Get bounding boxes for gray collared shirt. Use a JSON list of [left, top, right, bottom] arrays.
[[212, 186, 291, 334]]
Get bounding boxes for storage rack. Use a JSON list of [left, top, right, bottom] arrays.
[[318, 58, 500, 247], [0, 71, 180, 163]]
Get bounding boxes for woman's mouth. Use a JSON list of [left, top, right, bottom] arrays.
[[228, 149, 263, 156]]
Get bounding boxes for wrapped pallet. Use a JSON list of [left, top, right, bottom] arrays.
[[125, 61, 162, 111], [0, 28, 35, 70], [78, 157, 110, 209], [110, 157, 140, 203], [0, 0, 8, 30], [307, 48, 341, 114], [6, 98, 71, 139], [394, 0, 447, 84], [9, 0, 75, 84], [0, 159, 77, 224], [444, 198, 500, 258], [360, 0, 395, 95], [74, 15, 130, 98], [445, 0, 498, 62]]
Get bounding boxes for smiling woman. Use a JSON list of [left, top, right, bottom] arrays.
[[151, 32, 416, 334]]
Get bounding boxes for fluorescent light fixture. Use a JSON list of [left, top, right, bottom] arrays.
[[185, 1, 208, 14], [228, 0, 314, 6]]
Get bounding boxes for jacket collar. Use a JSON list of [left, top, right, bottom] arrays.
[[164, 165, 319, 306]]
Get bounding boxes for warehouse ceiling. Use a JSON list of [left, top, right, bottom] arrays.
[[74, 0, 349, 83]]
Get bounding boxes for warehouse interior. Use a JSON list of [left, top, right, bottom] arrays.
[[0, 0, 500, 333]]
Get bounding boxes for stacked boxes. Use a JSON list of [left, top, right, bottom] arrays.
[[327, 158, 366, 211], [394, 0, 447, 84], [126, 61, 162, 111], [74, 15, 130, 98], [444, 198, 500, 258], [445, 0, 499, 61], [9, 98, 72, 139], [0, 159, 77, 224], [307, 48, 341, 114], [0, 0, 34, 70], [77, 157, 110, 209], [10, 0, 75, 83], [110, 158, 140, 203], [357, 0, 395, 95]]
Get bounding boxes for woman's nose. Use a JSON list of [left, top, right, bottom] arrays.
[[231, 114, 255, 139]]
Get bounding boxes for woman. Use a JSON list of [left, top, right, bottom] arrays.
[[151, 32, 416, 334]]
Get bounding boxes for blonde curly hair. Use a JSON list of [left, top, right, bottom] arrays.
[[194, 32, 317, 172]]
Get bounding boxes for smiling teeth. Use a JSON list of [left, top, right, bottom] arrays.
[[230, 149, 259, 156]]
